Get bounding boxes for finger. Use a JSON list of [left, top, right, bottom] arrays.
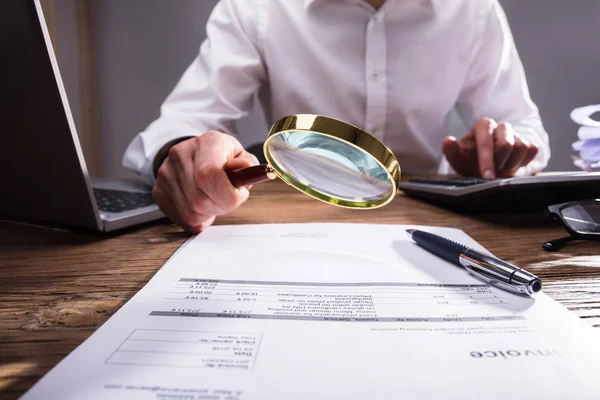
[[471, 118, 498, 179], [193, 132, 251, 213], [225, 156, 256, 171], [492, 122, 515, 171], [457, 129, 476, 152], [167, 139, 200, 210], [500, 135, 530, 175], [168, 137, 239, 220], [152, 182, 181, 226], [157, 160, 195, 221], [167, 140, 225, 217], [224, 153, 262, 190], [153, 180, 196, 233], [156, 182, 214, 234], [155, 161, 210, 233], [521, 142, 539, 167], [443, 134, 481, 177], [198, 215, 217, 232], [442, 136, 461, 170], [239, 149, 259, 166]]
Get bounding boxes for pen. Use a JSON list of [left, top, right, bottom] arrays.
[[406, 229, 542, 296]]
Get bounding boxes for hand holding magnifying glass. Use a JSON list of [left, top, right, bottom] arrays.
[[153, 114, 401, 233], [227, 114, 401, 208]]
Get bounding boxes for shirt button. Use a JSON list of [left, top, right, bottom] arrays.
[[372, 72, 380, 80]]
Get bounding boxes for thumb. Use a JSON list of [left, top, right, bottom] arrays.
[[442, 136, 461, 167], [238, 149, 260, 166], [224, 156, 263, 190], [225, 156, 256, 171]]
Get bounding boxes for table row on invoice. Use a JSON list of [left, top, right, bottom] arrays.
[[153, 278, 523, 322]]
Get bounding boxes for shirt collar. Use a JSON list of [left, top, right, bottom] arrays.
[[303, 0, 323, 8], [304, 0, 436, 12], [304, 0, 366, 9]]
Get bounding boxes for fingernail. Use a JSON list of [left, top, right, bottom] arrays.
[[483, 169, 495, 179]]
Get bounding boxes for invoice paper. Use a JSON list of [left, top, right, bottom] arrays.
[[21, 224, 600, 399]]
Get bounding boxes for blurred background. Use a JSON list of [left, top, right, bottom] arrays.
[[42, 0, 600, 178]]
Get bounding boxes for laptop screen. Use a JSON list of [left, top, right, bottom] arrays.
[[0, 0, 100, 229]]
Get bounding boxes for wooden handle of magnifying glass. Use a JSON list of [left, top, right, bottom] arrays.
[[226, 164, 277, 188]]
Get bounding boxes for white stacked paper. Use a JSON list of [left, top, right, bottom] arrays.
[[570, 104, 600, 171]]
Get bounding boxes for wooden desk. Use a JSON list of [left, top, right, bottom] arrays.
[[1, 180, 599, 399]]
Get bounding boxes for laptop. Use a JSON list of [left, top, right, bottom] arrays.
[[0, 0, 164, 232], [398, 172, 600, 213]]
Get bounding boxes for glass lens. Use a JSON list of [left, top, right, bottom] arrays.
[[265, 130, 393, 207], [561, 203, 600, 234]]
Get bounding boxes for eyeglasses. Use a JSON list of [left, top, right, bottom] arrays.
[[542, 199, 600, 251]]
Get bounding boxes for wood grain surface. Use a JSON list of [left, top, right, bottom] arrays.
[[1, 180, 598, 399]]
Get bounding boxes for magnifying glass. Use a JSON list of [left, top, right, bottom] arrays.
[[226, 114, 401, 209]]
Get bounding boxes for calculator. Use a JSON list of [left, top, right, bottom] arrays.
[[398, 172, 600, 213]]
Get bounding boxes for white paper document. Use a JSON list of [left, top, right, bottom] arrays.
[[22, 224, 600, 399], [570, 104, 600, 171]]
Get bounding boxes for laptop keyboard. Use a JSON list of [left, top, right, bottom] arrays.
[[93, 188, 154, 213], [408, 177, 499, 187]]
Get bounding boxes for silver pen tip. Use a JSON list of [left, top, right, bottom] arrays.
[[406, 229, 416, 238]]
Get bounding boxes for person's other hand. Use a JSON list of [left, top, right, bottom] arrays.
[[442, 118, 539, 179], [152, 131, 258, 234]]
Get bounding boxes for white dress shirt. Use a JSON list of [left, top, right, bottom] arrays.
[[123, 0, 550, 186]]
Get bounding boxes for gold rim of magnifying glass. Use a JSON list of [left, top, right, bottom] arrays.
[[263, 114, 401, 209]]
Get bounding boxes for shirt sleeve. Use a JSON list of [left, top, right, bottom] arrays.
[[455, 0, 550, 176], [122, 0, 266, 186]]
